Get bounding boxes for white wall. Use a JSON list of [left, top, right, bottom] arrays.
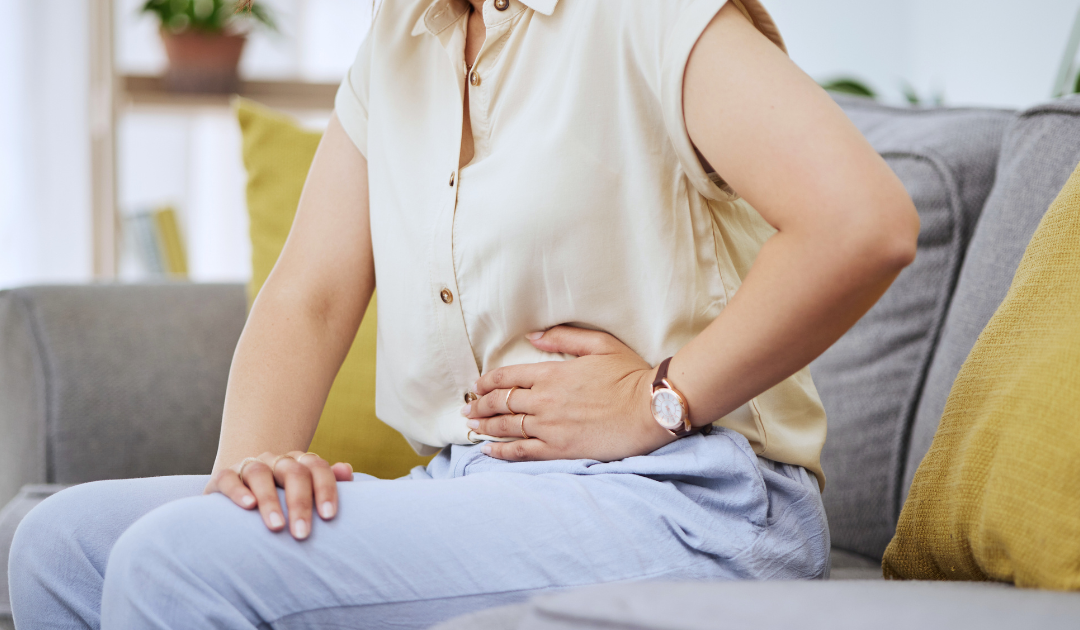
[[906, 0, 1079, 108], [764, 0, 1080, 108], [0, 0, 93, 288]]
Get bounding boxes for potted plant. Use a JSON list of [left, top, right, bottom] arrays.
[[141, 0, 276, 93]]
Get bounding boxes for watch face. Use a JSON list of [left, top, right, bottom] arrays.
[[651, 389, 685, 431]]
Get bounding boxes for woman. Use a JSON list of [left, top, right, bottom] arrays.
[[9, 0, 918, 627]]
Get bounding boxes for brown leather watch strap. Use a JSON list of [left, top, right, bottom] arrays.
[[653, 357, 673, 389], [652, 357, 697, 438]]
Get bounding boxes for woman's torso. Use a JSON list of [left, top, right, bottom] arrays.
[[334, 0, 827, 485]]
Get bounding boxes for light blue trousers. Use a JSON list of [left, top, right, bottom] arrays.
[[8, 429, 829, 629]]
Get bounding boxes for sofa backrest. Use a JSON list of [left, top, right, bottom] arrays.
[[903, 96, 1080, 502], [0, 284, 247, 507], [816, 97, 1014, 559]]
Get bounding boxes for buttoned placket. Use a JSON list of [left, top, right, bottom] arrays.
[[426, 1, 526, 414], [464, 1, 523, 162]]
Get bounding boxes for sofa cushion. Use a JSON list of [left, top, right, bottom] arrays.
[[884, 158, 1080, 589], [237, 99, 433, 478], [431, 581, 1080, 630], [814, 97, 1013, 560], [904, 96, 1080, 500]]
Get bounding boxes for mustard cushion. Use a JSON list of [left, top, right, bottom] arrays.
[[236, 98, 432, 478], [882, 160, 1080, 589]]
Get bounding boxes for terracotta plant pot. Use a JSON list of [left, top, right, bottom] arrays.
[[160, 30, 247, 93]]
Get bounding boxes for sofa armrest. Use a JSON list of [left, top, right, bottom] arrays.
[[0, 284, 247, 508]]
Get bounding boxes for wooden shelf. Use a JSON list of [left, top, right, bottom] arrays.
[[120, 74, 338, 111]]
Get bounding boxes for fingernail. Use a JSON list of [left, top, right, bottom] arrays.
[[480, 444, 492, 455], [526, 331, 544, 340], [460, 403, 472, 417], [293, 519, 309, 539], [346, 463, 354, 474], [321, 502, 335, 519], [467, 419, 480, 430], [241, 495, 255, 507], [269, 512, 284, 529]]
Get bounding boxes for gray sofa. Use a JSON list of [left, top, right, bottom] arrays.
[[4, 95, 1080, 628]]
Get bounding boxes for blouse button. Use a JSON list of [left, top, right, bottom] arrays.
[[469, 70, 481, 87], [464, 391, 479, 403], [494, 0, 509, 10], [440, 288, 454, 304]]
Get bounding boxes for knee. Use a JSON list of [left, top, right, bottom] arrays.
[[10, 482, 111, 578], [102, 494, 260, 610], [8, 482, 117, 617]]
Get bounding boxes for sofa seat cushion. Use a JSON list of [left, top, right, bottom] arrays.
[[905, 95, 1080, 499], [815, 97, 1014, 560], [432, 581, 1080, 630], [829, 548, 882, 580], [884, 159, 1080, 589]]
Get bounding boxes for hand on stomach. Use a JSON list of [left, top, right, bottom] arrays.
[[463, 325, 674, 462]]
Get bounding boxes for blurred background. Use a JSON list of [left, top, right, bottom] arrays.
[[1, 0, 1079, 290]]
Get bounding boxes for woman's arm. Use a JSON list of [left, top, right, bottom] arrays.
[[464, 4, 918, 461], [670, 2, 919, 425], [204, 113, 374, 539]]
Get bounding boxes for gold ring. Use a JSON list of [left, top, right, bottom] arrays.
[[467, 429, 484, 444], [270, 454, 295, 471], [519, 413, 531, 440], [297, 451, 321, 464], [505, 386, 521, 415], [237, 456, 260, 478]]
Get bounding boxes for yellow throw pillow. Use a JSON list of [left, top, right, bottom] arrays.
[[882, 160, 1080, 589], [236, 98, 432, 478]]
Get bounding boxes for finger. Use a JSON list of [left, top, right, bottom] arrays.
[[475, 363, 548, 396], [482, 438, 550, 462], [466, 387, 536, 419], [527, 325, 628, 357], [242, 460, 286, 532], [295, 452, 338, 520], [468, 413, 536, 439], [274, 458, 314, 540], [214, 469, 257, 509], [332, 462, 354, 482]]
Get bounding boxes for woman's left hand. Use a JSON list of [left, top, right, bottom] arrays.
[[463, 326, 676, 462]]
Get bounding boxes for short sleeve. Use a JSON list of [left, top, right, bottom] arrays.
[[655, 0, 786, 200], [335, 23, 376, 158]]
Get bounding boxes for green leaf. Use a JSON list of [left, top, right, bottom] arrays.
[[820, 78, 877, 99], [900, 81, 921, 106], [139, 0, 275, 34]]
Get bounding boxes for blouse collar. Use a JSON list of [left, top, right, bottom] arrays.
[[412, 0, 558, 37]]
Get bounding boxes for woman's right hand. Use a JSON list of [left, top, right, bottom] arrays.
[[204, 452, 355, 540]]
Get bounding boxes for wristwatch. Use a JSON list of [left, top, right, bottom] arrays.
[[650, 357, 694, 437]]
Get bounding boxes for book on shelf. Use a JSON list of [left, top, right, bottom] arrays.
[[122, 207, 189, 278]]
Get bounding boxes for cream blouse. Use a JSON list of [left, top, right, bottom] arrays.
[[335, 0, 828, 486]]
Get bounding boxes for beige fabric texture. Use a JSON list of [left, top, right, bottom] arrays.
[[883, 160, 1080, 589], [334, 0, 826, 485]]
